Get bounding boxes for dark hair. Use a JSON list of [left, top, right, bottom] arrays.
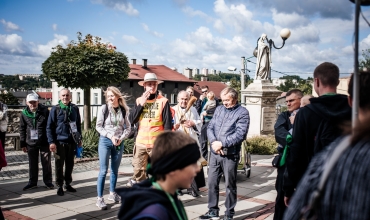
[[347, 71, 370, 144], [200, 86, 209, 90], [313, 62, 340, 87], [286, 89, 303, 98]]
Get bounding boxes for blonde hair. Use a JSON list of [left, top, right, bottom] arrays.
[[104, 86, 129, 112], [207, 91, 215, 100]]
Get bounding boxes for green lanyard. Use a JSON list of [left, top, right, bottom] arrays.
[[111, 108, 119, 127], [152, 182, 188, 220]]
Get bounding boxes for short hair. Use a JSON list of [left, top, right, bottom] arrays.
[[200, 86, 209, 90], [177, 90, 189, 100], [220, 87, 238, 100], [186, 86, 194, 91], [286, 89, 303, 98], [60, 88, 71, 94], [104, 86, 129, 112], [348, 71, 370, 110], [151, 131, 197, 179], [313, 62, 340, 87]]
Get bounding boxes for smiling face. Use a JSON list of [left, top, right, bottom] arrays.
[[177, 91, 189, 108], [59, 89, 71, 105], [186, 88, 194, 97], [27, 100, 38, 112], [107, 90, 118, 107], [144, 81, 158, 94]]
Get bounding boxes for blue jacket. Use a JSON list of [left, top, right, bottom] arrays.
[[207, 104, 249, 154], [46, 103, 82, 145]]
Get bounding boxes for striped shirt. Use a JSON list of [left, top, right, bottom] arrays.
[[283, 136, 370, 220]]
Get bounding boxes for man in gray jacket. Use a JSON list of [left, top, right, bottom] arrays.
[[199, 87, 250, 220]]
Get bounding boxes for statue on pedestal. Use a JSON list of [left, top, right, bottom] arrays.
[[255, 34, 270, 80]]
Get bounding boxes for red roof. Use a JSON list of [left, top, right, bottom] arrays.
[[129, 64, 197, 83], [37, 92, 52, 99], [193, 81, 228, 99]]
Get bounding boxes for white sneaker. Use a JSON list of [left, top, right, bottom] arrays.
[[108, 192, 121, 203], [96, 197, 107, 210]]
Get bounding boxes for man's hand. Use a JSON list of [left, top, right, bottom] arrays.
[[49, 143, 56, 153], [284, 196, 290, 206], [22, 147, 27, 153], [138, 91, 151, 106], [199, 94, 205, 101], [174, 123, 180, 130], [183, 120, 195, 128], [211, 141, 223, 154]]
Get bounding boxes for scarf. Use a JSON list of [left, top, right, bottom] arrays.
[[22, 108, 36, 128], [279, 134, 293, 167]]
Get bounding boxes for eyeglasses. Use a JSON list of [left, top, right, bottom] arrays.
[[202, 90, 208, 93]]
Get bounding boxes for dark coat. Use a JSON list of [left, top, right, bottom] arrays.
[[207, 104, 249, 154], [274, 111, 293, 153], [283, 94, 351, 197], [46, 103, 82, 145], [20, 104, 49, 148]]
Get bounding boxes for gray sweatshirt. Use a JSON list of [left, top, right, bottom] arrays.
[[96, 104, 131, 141]]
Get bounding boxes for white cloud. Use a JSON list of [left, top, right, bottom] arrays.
[[271, 9, 310, 29], [0, 19, 22, 32], [91, 0, 139, 16], [33, 34, 69, 57], [213, 19, 224, 33], [52, 24, 58, 31], [122, 35, 140, 44], [141, 23, 164, 38], [182, 6, 213, 22], [0, 34, 29, 55]]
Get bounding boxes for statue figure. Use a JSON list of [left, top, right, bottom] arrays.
[[255, 34, 270, 80]]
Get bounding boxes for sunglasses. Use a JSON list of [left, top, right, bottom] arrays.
[[202, 90, 208, 93]]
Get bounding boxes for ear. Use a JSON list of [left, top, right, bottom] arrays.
[[336, 79, 340, 86], [348, 96, 353, 107], [315, 78, 320, 88]]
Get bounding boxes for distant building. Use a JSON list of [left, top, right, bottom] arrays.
[[202, 68, 208, 76], [18, 74, 41, 80]]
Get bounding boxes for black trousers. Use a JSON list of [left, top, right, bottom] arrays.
[[0, 132, 5, 149], [199, 121, 210, 160], [208, 152, 239, 217], [27, 145, 52, 185], [274, 164, 286, 220], [55, 143, 75, 187]]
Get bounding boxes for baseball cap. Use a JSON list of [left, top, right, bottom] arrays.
[[26, 94, 39, 102]]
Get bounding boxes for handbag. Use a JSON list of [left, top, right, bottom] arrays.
[[272, 154, 281, 168]]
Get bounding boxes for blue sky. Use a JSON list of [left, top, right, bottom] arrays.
[[1, 0, 370, 79]]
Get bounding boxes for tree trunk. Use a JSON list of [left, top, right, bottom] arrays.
[[84, 89, 91, 130]]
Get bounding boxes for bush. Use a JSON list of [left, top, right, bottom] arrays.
[[246, 135, 278, 155], [124, 138, 135, 154]]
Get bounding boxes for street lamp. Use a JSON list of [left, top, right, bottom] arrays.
[[253, 28, 291, 80], [227, 66, 237, 74]]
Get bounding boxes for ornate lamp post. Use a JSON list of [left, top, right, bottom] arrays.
[[253, 28, 291, 80]]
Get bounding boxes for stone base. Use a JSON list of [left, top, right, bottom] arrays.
[[241, 80, 282, 138]]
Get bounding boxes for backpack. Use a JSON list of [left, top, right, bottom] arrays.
[[102, 104, 126, 128]]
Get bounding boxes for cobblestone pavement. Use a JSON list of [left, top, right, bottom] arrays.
[[1, 146, 132, 181]]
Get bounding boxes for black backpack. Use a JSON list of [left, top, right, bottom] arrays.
[[102, 104, 126, 128]]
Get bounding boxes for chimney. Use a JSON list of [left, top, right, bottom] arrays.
[[201, 76, 208, 81], [131, 59, 136, 64], [142, 59, 147, 68]]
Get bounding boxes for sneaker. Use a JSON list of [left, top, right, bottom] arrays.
[[199, 210, 219, 220], [223, 216, 233, 220], [108, 192, 121, 203], [23, 184, 37, 191], [64, 185, 77, 192], [45, 183, 54, 189], [57, 187, 64, 196], [126, 179, 137, 187], [96, 197, 107, 210], [188, 188, 199, 198]]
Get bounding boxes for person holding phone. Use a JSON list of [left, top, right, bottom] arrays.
[[127, 73, 172, 187], [95, 86, 131, 210]]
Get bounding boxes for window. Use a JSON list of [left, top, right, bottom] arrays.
[[77, 92, 81, 104], [171, 94, 177, 104], [94, 93, 98, 104]]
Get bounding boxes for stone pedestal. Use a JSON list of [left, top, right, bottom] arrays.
[[241, 80, 281, 137]]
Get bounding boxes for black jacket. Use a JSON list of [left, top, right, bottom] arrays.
[[274, 111, 292, 153], [116, 180, 184, 220], [283, 94, 351, 197], [20, 104, 49, 148]]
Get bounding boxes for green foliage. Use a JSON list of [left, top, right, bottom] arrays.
[[0, 92, 20, 105], [246, 135, 277, 155], [0, 74, 51, 90], [42, 32, 130, 90], [276, 75, 313, 95], [124, 138, 135, 154], [360, 48, 370, 70]]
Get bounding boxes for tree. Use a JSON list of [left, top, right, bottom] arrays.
[[276, 75, 312, 95], [0, 92, 20, 105], [359, 48, 370, 70], [42, 32, 130, 129]]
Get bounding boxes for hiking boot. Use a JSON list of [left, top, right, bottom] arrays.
[[96, 197, 107, 210], [64, 185, 77, 192], [108, 192, 121, 203], [126, 179, 137, 187], [23, 184, 37, 191], [57, 187, 64, 196], [199, 210, 219, 219], [45, 183, 54, 189]]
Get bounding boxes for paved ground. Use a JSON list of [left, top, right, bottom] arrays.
[[1, 146, 277, 220]]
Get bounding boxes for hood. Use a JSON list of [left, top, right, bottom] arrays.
[[116, 179, 173, 220], [307, 94, 351, 121]]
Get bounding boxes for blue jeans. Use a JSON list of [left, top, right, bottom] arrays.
[[97, 136, 124, 197]]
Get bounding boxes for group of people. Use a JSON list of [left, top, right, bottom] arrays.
[[273, 62, 370, 220]]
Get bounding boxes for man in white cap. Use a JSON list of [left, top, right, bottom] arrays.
[[127, 73, 173, 186], [20, 93, 53, 191]]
